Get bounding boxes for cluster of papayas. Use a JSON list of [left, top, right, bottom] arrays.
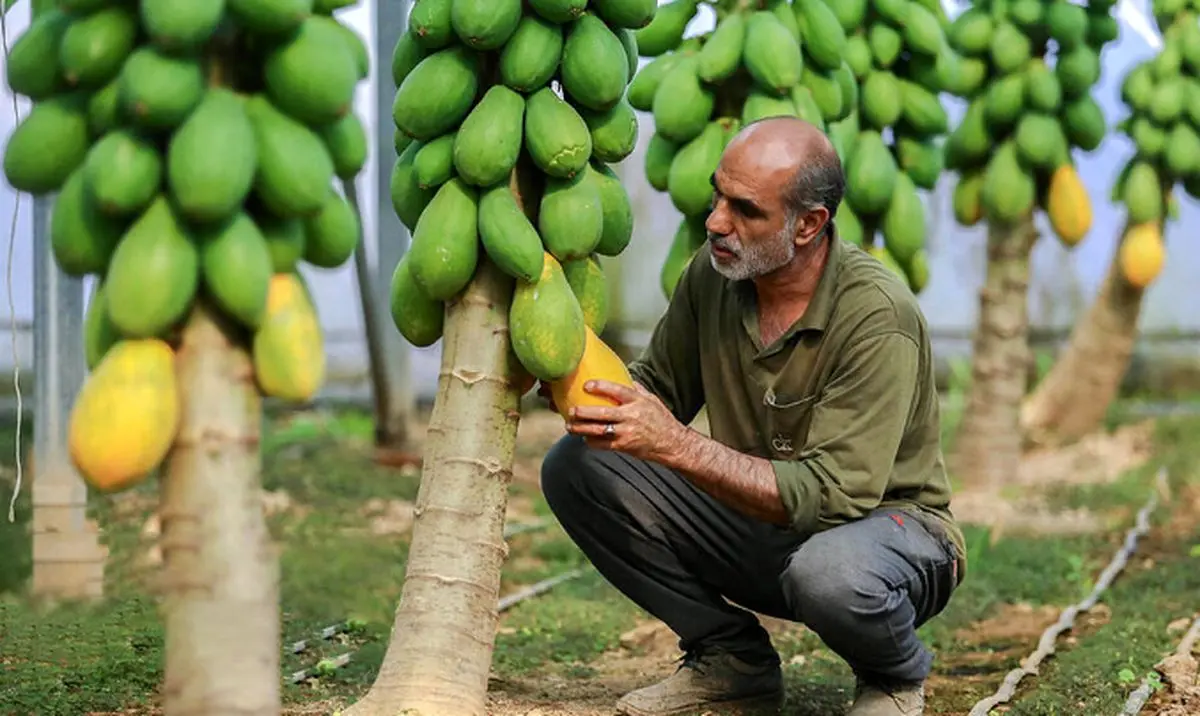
[[1107, 0, 1200, 287], [4, 0, 368, 491], [386, 0, 641, 405], [627, 0, 946, 299], [942, 0, 1120, 249]]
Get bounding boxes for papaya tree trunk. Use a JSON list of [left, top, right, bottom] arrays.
[[952, 217, 1037, 487], [343, 254, 522, 716], [1020, 221, 1148, 448], [159, 302, 280, 715]]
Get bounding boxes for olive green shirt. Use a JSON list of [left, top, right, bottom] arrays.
[[628, 236, 966, 582]]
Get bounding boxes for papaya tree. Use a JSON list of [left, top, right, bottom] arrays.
[[629, 0, 950, 301], [1021, 0, 1197, 448], [346, 1, 644, 714], [4, 0, 371, 711], [941, 0, 1118, 486]]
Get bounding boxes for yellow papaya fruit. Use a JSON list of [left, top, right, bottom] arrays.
[[67, 338, 179, 492], [252, 273, 326, 402], [1046, 164, 1092, 247], [1118, 222, 1164, 289], [549, 324, 634, 420]]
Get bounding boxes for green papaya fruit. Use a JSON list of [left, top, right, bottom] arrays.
[[88, 78, 123, 136], [644, 134, 677, 191], [140, 0, 225, 51], [880, 173, 925, 264], [539, 171, 604, 261], [510, 254, 587, 381], [303, 190, 360, 268], [50, 170, 127, 276], [227, 0, 313, 36], [743, 11, 803, 95], [525, 87, 593, 178], [589, 161, 634, 256], [3, 92, 91, 195], [58, 5, 138, 88], [392, 30, 428, 86], [562, 255, 609, 334], [264, 17, 360, 126], [633, 0, 696, 56], [82, 130, 162, 217], [451, 0, 522, 49], [660, 215, 706, 299], [652, 55, 714, 143], [697, 13, 746, 84], [453, 85, 526, 187], [844, 130, 897, 216], [794, 0, 846, 71], [409, 0, 454, 48], [561, 13, 630, 112], [105, 196, 199, 338], [200, 212, 273, 329], [667, 121, 724, 217], [319, 112, 369, 179], [580, 98, 639, 163], [979, 141, 1035, 223], [393, 46, 480, 140], [389, 254, 445, 348], [117, 47, 206, 132], [408, 178, 480, 300], [478, 183, 545, 282], [499, 15, 563, 93], [414, 132, 457, 189], [1123, 161, 1163, 224], [329, 19, 370, 79], [83, 282, 121, 371], [627, 52, 682, 111], [390, 141, 436, 230], [5, 9, 70, 100], [529, 0, 588, 24], [592, 0, 657, 29], [255, 210, 307, 273], [744, 90, 798, 124], [167, 88, 258, 224], [245, 94, 336, 218]]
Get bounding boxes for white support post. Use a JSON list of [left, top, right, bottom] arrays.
[[30, 195, 106, 599], [371, 0, 416, 446]]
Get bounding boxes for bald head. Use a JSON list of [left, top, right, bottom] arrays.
[[721, 117, 844, 236]]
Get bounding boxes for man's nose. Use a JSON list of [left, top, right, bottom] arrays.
[[705, 204, 731, 236]]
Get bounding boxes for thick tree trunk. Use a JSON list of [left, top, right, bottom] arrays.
[[159, 303, 279, 715], [344, 257, 522, 716], [1020, 222, 1147, 448], [952, 217, 1037, 488]]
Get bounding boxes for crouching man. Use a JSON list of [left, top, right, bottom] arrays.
[[537, 117, 965, 716]]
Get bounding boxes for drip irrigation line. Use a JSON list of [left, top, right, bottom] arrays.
[[1119, 613, 1200, 715], [498, 566, 590, 612], [968, 467, 1168, 716], [286, 652, 354, 684]]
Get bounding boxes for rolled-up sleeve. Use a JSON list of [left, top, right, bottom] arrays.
[[626, 256, 706, 426], [772, 331, 919, 534]]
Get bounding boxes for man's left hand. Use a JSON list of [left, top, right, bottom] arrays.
[[565, 380, 687, 464]]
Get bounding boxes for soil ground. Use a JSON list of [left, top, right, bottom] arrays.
[[1, 401, 1198, 716]]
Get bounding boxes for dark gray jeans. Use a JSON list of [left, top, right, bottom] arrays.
[[540, 434, 960, 684]]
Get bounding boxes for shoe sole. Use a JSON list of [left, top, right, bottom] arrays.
[[615, 691, 785, 716]]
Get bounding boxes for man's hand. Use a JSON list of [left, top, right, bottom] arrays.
[[565, 380, 686, 464]]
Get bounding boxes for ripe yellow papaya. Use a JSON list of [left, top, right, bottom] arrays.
[[1046, 164, 1092, 246], [67, 338, 179, 492], [252, 273, 326, 402], [1118, 222, 1164, 289], [549, 324, 634, 420]]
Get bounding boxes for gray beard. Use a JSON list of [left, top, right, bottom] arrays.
[[707, 219, 798, 282]]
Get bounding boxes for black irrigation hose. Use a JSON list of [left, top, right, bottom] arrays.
[[968, 467, 1169, 716]]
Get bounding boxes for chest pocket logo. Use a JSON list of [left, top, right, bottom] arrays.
[[771, 434, 794, 454]]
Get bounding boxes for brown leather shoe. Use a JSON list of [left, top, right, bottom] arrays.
[[614, 649, 784, 716]]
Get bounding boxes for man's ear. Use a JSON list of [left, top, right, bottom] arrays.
[[794, 207, 830, 246]]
